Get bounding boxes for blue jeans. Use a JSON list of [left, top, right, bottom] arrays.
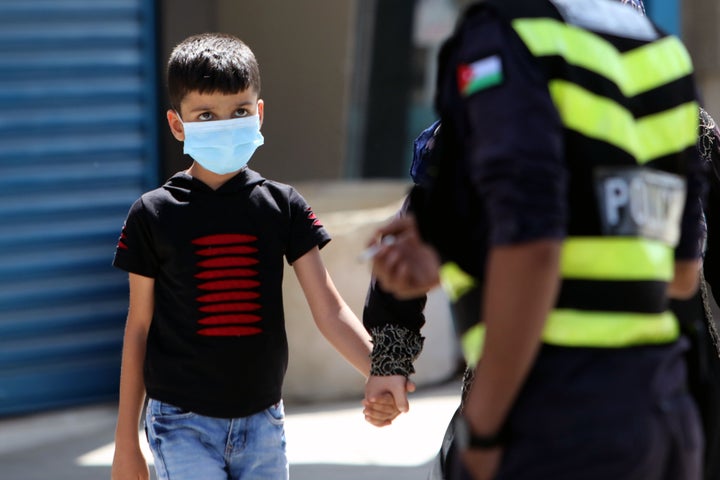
[[145, 398, 288, 480]]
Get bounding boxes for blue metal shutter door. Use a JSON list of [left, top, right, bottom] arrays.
[[0, 0, 158, 415]]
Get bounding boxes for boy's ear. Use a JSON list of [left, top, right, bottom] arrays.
[[167, 109, 185, 141], [257, 99, 264, 128]]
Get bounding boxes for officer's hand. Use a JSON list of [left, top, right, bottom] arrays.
[[369, 215, 440, 299], [461, 447, 503, 480]]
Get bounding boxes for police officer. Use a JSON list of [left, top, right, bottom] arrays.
[[369, 0, 707, 478]]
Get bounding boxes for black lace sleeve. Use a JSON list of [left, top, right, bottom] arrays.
[[363, 270, 427, 376], [700, 109, 720, 298], [368, 324, 425, 376]]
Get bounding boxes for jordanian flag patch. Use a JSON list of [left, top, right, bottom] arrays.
[[457, 54, 503, 97]]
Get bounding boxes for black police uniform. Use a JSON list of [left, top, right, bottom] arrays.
[[411, 0, 707, 478]]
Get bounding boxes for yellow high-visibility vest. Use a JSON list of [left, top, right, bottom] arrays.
[[444, 0, 699, 367]]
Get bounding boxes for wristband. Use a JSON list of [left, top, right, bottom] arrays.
[[453, 414, 507, 450]]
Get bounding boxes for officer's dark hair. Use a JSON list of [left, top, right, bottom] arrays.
[[167, 33, 261, 112]]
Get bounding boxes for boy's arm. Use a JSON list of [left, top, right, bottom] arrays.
[[111, 273, 154, 480], [293, 247, 404, 426], [293, 247, 373, 377]]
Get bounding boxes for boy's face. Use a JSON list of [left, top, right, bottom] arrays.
[[167, 89, 264, 141]]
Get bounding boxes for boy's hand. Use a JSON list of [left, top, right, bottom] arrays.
[[362, 375, 416, 427], [111, 446, 149, 480]]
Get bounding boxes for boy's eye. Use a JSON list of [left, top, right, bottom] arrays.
[[197, 112, 214, 121], [233, 109, 249, 118]]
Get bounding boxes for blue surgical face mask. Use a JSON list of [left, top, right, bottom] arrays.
[[181, 114, 264, 174]]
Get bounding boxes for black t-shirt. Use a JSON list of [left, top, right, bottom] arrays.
[[113, 168, 331, 418]]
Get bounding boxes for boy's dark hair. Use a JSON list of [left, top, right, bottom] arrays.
[[167, 33, 261, 112]]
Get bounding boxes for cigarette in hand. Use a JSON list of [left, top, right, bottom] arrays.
[[358, 235, 397, 263]]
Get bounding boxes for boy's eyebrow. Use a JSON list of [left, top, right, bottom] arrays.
[[187, 100, 255, 112], [186, 105, 211, 113]]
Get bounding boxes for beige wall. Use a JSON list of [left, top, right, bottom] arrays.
[[160, 0, 359, 183], [217, 1, 358, 183]]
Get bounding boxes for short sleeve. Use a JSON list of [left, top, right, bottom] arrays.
[[112, 197, 160, 278], [285, 188, 332, 264]]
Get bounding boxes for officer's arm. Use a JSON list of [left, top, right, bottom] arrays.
[[668, 259, 701, 299], [445, 3, 565, 447], [462, 239, 562, 439]]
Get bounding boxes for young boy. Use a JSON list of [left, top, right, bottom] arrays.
[[111, 33, 398, 480]]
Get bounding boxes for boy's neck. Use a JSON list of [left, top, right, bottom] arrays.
[[186, 162, 244, 190]]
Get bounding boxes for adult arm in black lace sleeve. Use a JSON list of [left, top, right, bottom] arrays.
[[700, 109, 720, 297], [363, 198, 427, 377]]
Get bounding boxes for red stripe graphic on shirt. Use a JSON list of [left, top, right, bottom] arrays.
[[199, 303, 262, 313], [195, 268, 258, 280], [198, 313, 261, 324], [197, 291, 259, 302], [196, 245, 258, 256], [193, 234, 256, 245], [198, 313, 261, 325], [117, 231, 128, 250], [193, 233, 262, 337], [306, 206, 323, 227], [198, 279, 260, 291], [196, 291, 260, 303], [198, 326, 262, 336], [198, 257, 259, 268]]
